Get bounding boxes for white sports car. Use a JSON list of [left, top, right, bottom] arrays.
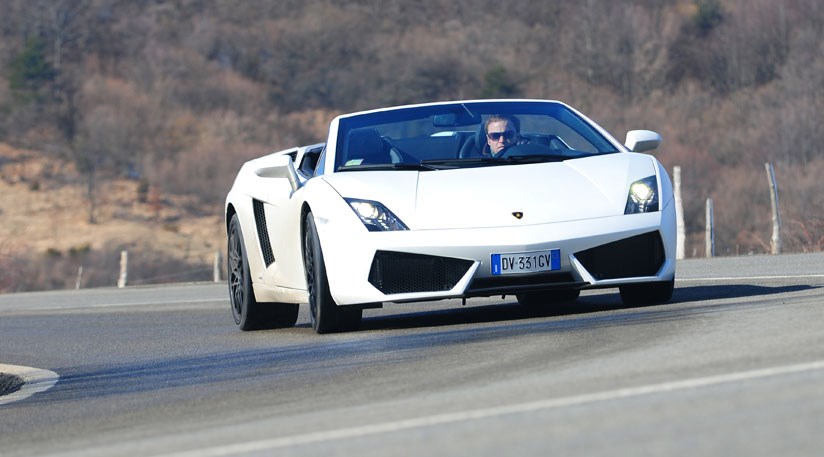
[[225, 100, 676, 333]]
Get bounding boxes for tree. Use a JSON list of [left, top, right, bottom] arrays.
[[480, 65, 520, 99], [693, 0, 725, 36], [7, 37, 55, 103], [44, 0, 87, 73]]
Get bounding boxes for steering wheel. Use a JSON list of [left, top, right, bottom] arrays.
[[498, 142, 555, 158]]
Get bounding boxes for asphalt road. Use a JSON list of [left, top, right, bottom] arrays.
[[1, 253, 823, 456]]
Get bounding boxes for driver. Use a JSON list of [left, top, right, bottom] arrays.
[[482, 114, 528, 157]]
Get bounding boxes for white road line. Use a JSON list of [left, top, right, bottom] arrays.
[[677, 274, 824, 281], [158, 359, 824, 457], [0, 364, 59, 406], [0, 297, 228, 313], [79, 298, 228, 308]]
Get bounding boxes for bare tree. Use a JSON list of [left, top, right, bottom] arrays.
[[45, 0, 87, 73]]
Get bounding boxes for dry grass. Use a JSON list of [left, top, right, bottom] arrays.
[[0, 143, 224, 292]]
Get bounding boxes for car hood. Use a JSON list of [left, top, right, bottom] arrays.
[[323, 153, 657, 230]]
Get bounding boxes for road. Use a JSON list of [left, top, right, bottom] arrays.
[[1, 253, 823, 456]]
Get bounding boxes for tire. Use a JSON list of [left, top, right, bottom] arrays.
[[619, 279, 674, 306], [516, 289, 580, 307], [228, 214, 299, 331], [304, 212, 362, 334]]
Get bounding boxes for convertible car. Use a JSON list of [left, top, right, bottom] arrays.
[[225, 100, 676, 333]]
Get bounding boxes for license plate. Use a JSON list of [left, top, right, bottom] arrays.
[[491, 249, 560, 275]]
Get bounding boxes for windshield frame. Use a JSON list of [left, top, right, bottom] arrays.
[[332, 100, 621, 173]]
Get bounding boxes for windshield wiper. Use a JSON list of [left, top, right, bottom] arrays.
[[420, 157, 508, 168], [502, 154, 571, 163], [390, 162, 439, 171], [341, 155, 577, 172], [421, 155, 567, 168], [338, 162, 438, 172]]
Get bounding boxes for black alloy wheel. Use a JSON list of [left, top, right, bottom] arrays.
[[304, 211, 361, 334], [228, 214, 298, 330]]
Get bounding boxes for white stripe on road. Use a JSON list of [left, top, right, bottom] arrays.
[[76, 298, 228, 309], [677, 274, 824, 282], [158, 359, 824, 457], [0, 364, 59, 406], [0, 297, 227, 313]]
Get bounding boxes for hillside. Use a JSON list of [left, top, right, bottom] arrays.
[[0, 143, 223, 291], [1, 0, 823, 292]]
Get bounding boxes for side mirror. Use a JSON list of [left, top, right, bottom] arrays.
[[625, 130, 662, 153], [254, 154, 300, 193]]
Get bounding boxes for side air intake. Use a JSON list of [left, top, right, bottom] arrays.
[[574, 231, 665, 280], [368, 251, 472, 295], [252, 199, 275, 266]]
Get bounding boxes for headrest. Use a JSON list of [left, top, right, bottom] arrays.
[[347, 128, 388, 164]]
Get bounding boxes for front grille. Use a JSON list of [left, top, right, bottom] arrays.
[[469, 272, 577, 291], [368, 251, 473, 295], [466, 272, 583, 296], [252, 199, 275, 266], [574, 231, 665, 280]]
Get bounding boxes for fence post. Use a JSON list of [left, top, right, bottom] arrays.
[[213, 251, 221, 283], [766, 162, 781, 254], [705, 198, 715, 258], [75, 266, 83, 290], [117, 251, 128, 288], [673, 166, 685, 260]]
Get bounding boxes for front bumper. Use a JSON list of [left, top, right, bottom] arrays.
[[318, 210, 676, 305]]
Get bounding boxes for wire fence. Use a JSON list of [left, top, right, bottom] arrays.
[[109, 250, 222, 288]]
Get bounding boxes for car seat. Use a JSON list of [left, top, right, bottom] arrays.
[[347, 128, 391, 165]]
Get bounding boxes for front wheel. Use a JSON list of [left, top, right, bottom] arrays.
[[228, 214, 298, 330], [619, 279, 674, 306], [304, 212, 361, 334]]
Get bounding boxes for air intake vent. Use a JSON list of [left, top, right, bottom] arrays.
[[468, 273, 580, 294], [469, 273, 578, 291], [368, 251, 472, 295], [574, 231, 664, 280], [252, 199, 275, 266]]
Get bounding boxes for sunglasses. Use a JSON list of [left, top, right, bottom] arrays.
[[487, 130, 516, 141]]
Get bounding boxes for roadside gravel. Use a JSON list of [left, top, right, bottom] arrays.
[[0, 373, 24, 396]]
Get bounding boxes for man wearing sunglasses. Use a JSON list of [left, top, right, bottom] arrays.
[[483, 114, 527, 157]]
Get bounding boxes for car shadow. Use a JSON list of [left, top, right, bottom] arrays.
[[671, 283, 814, 303], [357, 283, 816, 332], [25, 286, 815, 406]]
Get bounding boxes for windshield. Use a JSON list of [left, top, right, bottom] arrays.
[[334, 101, 619, 172]]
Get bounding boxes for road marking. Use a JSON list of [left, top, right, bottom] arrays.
[[158, 359, 824, 457], [677, 274, 824, 282], [0, 364, 59, 406], [0, 297, 227, 313], [78, 298, 228, 309]]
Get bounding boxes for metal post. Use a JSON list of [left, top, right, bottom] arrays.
[[75, 266, 83, 290], [705, 198, 715, 258], [766, 162, 781, 254], [213, 251, 221, 283], [674, 166, 685, 260], [117, 251, 128, 288]]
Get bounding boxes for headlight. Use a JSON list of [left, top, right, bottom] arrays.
[[624, 176, 659, 214], [345, 198, 409, 231]]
